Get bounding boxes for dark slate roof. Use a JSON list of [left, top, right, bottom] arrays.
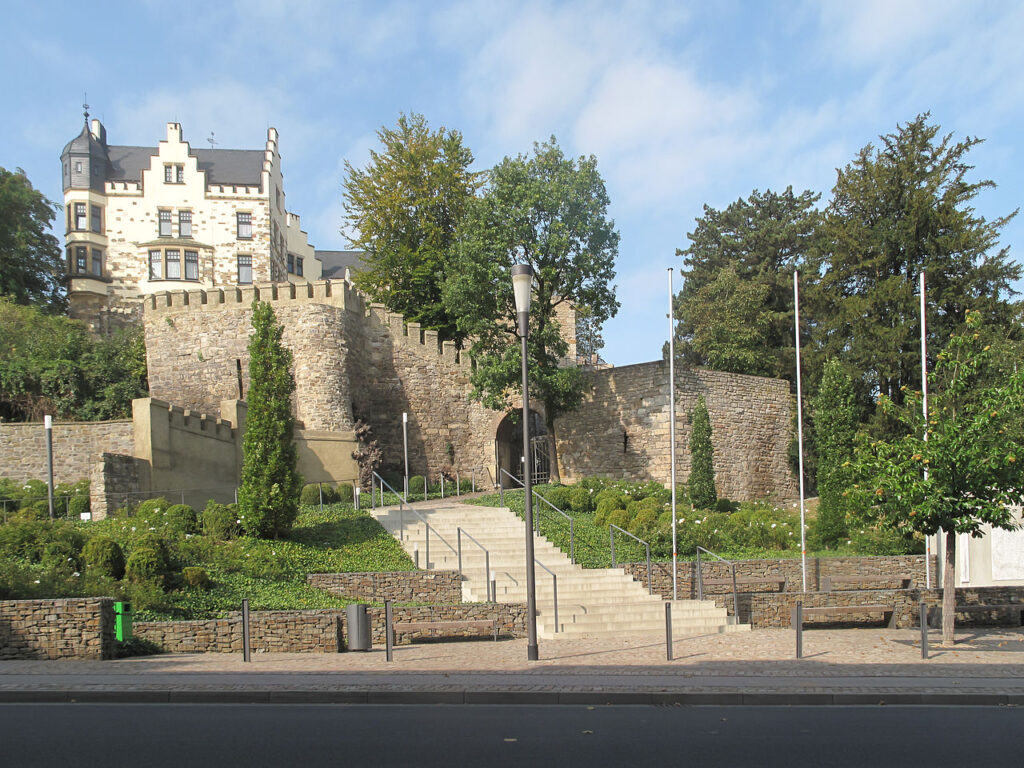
[[104, 145, 264, 186], [315, 250, 365, 278], [61, 125, 108, 160]]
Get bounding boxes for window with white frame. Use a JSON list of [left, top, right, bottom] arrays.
[[148, 247, 201, 281], [149, 249, 162, 279], [165, 164, 184, 183], [237, 254, 253, 284], [75, 203, 87, 230], [165, 249, 181, 279], [179, 210, 192, 238], [158, 210, 172, 237], [185, 250, 199, 280], [237, 212, 252, 239]]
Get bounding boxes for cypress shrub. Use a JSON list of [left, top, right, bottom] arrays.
[[811, 359, 857, 548], [688, 395, 717, 509], [202, 500, 241, 541], [83, 537, 125, 579]]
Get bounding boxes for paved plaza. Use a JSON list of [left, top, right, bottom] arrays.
[[3, 627, 1023, 705]]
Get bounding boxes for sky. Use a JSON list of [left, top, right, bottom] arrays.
[[2, 0, 1023, 366]]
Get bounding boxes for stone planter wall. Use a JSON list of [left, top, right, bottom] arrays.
[[306, 571, 462, 604], [0, 597, 115, 660]]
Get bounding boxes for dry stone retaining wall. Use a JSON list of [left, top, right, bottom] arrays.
[[307, 571, 462, 603], [0, 421, 133, 485], [134, 603, 528, 653], [0, 598, 115, 660]]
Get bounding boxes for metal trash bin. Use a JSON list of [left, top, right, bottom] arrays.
[[114, 601, 132, 642], [346, 604, 371, 651]]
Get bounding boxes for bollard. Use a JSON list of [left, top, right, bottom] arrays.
[[490, 571, 497, 604], [242, 598, 251, 662], [413, 543, 420, 569], [665, 602, 673, 661], [385, 600, 394, 662], [920, 601, 929, 660], [355, 486, 360, 511], [795, 601, 803, 659]]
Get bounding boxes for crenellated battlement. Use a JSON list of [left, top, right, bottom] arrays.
[[143, 279, 366, 316], [146, 397, 236, 441]]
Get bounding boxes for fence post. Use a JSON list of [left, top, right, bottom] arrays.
[[609, 527, 616, 568], [795, 601, 803, 659], [920, 601, 929, 660], [696, 550, 703, 601], [319, 484, 323, 512], [665, 602, 673, 661], [242, 598, 251, 662], [472, 469, 476, 493], [385, 600, 394, 663], [730, 562, 740, 622]]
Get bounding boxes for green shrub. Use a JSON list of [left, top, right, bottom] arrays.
[[688, 395, 717, 509], [136, 497, 172, 518], [593, 488, 622, 509], [181, 567, 211, 590], [83, 537, 126, 579], [336, 483, 354, 503], [164, 504, 198, 535], [125, 547, 166, 585], [595, 494, 625, 519], [202, 500, 241, 540], [133, 534, 173, 577], [715, 498, 740, 514], [607, 508, 630, 530], [540, 485, 573, 510], [629, 506, 660, 539], [568, 485, 595, 514], [408, 476, 426, 495], [580, 477, 608, 492], [300, 484, 339, 505], [68, 495, 90, 519]]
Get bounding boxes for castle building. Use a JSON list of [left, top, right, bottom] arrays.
[[60, 114, 322, 333]]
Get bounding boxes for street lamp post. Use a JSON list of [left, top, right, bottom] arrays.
[[402, 412, 409, 502], [512, 263, 539, 661]]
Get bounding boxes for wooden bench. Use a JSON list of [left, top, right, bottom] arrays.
[[821, 575, 912, 591], [791, 604, 896, 629], [702, 577, 787, 592], [928, 604, 1024, 628], [392, 619, 498, 642]]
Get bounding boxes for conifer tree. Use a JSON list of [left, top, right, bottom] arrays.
[[811, 359, 858, 547], [238, 301, 301, 538], [688, 395, 717, 509]]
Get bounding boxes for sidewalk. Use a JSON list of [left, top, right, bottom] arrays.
[[3, 627, 1024, 705]]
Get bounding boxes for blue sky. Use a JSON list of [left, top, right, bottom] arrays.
[[2, 0, 1022, 365]]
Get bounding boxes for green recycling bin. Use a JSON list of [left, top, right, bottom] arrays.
[[114, 601, 133, 642]]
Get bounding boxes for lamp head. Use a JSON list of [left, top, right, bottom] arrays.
[[511, 263, 534, 315]]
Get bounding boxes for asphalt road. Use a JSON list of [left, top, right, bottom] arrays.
[[3, 703, 1022, 767]]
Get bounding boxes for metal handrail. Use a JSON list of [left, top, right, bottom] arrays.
[[695, 546, 740, 620], [534, 558, 559, 633], [371, 471, 408, 537], [458, 527, 492, 602], [609, 524, 652, 595], [499, 469, 575, 564]]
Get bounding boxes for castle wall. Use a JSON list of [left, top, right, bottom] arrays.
[[0, 420, 133, 485], [555, 361, 796, 501]]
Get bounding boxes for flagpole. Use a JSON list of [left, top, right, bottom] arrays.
[[794, 271, 807, 593], [921, 270, 931, 589], [668, 268, 678, 601]]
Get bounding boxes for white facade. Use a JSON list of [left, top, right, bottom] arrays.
[[61, 119, 320, 332]]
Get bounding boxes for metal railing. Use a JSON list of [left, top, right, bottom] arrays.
[[373, 471, 460, 572], [457, 527, 492, 602], [498, 469, 575, 564], [534, 558, 559, 633], [609, 524, 652, 595], [695, 546, 740, 620]]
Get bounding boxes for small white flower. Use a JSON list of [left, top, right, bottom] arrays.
[[148, 527, 156, 531], [694, 519, 701, 525], [847, 540, 852, 545], [72, 572, 80, 577], [788, 532, 793, 536], [131, 527, 136, 532], [33, 579, 40, 584], [771, 523, 777, 529], [236, 519, 242, 524]]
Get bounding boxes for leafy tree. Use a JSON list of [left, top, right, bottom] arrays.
[[0, 168, 65, 313], [574, 303, 605, 365], [342, 113, 480, 340], [851, 311, 1024, 645], [674, 187, 822, 379], [238, 301, 301, 539], [811, 359, 858, 548], [443, 138, 619, 482], [0, 298, 147, 422], [688, 395, 717, 509], [814, 114, 1021, 420]]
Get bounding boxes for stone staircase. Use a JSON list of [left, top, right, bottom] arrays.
[[370, 499, 749, 640]]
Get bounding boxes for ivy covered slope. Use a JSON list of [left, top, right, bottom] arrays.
[[0, 499, 414, 621]]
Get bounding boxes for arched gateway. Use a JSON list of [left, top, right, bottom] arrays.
[[494, 410, 549, 488]]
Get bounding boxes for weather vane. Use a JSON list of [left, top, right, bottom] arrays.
[[207, 131, 219, 149], [83, 93, 90, 123]]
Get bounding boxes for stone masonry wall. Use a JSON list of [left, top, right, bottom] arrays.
[[556, 362, 796, 500], [134, 603, 528, 653], [307, 571, 462, 604], [749, 586, 1024, 629], [624, 555, 937, 601], [0, 420, 133, 485], [0, 598, 115, 660]]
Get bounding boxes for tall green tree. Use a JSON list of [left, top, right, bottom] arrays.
[[851, 311, 1024, 645], [342, 113, 479, 340], [443, 138, 619, 482], [674, 187, 822, 379], [0, 168, 65, 312], [811, 359, 859, 548], [238, 301, 301, 539], [814, 114, 1021, 420], [688, 395, 717, 509]]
